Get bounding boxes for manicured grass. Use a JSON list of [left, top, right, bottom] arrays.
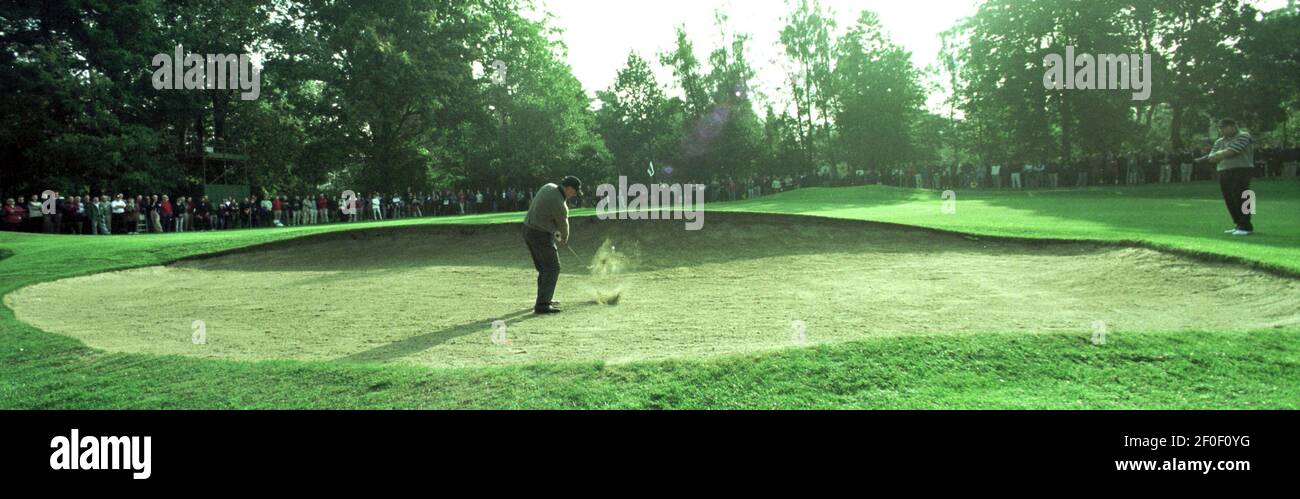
[[715, 178, 1300, 275], [1, 180, 1298, 408]]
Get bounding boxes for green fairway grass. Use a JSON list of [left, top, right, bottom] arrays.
[[715, 178, 1300, 276], [1, 179, 1298, 408]]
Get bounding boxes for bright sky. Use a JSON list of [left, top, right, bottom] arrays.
[[543, 0, 1289, 114], [545, 0, 978, 113]]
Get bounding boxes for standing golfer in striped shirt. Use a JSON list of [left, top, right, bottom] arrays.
[[523, 176, 582, 314], [1196, 119, 1255, 236]]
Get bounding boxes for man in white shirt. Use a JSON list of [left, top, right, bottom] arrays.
[[110, 193, 126, 234]]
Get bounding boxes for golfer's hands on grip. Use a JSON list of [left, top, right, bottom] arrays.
[[555, 232, 568, 246]]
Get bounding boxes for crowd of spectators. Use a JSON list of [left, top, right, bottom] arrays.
[[1, 177, 829, 235], [1, 188, 538, 234], [856, 146, 1300, 191], [5, 146, 1296, 234]]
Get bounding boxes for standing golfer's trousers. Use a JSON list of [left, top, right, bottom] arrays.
[[523, 224, 561, 309], [1218, 167, 1254, 231]]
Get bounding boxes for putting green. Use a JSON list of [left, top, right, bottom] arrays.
[[7, 213, 1300, 368]]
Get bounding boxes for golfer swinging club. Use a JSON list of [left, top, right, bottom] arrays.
[[523, 176, 582, 314], [1195, 118, 1255, 236]]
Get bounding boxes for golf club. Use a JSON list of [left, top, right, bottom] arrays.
[[563, 243, 620, 304], [566, 244, 593, 269]]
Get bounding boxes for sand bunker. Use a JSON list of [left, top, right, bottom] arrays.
[[7, 213, 1299, 368]]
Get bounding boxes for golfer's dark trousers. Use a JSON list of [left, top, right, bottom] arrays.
[[1218, 167, 1253, 231], [523, 224, 560, 309]]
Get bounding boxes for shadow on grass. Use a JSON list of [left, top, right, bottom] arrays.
[[160, 181, 1300, 278], [171, 210, 1111, 276], [947, 178, 1300, 250], [336, 302, 599, 363]]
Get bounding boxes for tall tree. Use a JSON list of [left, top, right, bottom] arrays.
[[779, 0, 836, 174], [659, 25, 711, 119], [833, 11, 926, 172], [595, 52, 677, 183]]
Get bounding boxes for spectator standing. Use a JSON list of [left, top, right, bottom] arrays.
[[80, 195, 92, 233], [61, 196, 74, 234], [47, 193, 64, 233], [87, 196, 104, 235], [98, 196, 112, 234], [124, 199, 139, 234], [12, 196, 26, 231], [1160, 151, 1173, 183], [161, 195, 174, 232], [218, 199, 231, 230], [239, 197, 252, 229], [145, 195, 159, 232], [195, 196, 211, 231], [316, 194, 329, 224], [26, 195, 44, 233], [175, 196, 188, 232], [259, 196, 272, 227], [110, 194, 126, 234], [2, 198, 23, 231]]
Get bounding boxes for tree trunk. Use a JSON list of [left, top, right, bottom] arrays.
[[1170, 102, 1184, 151], [211, 92, 228, 142]]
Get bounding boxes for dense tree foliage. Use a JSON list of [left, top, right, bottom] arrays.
[[2, 0, 1297, 196], [946, 0, 1300, 164]]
